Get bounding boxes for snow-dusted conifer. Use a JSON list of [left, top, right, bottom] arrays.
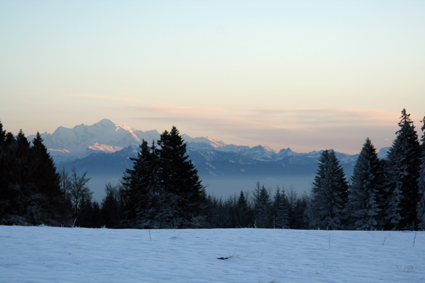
[[348, 138, 385, 230], [157, 127, 206, 228], [308, 150, 349, 230], [235, 191, 251, 228], [122, 140, 161, 227], [384, 109, 421, 230], [253, 183, 272, 228], [123, 127, 206, 228], [417, 116, 425, 230], [273, 187, 289, 228]]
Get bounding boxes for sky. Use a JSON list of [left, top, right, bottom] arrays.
[[1, 1, 424, 154]]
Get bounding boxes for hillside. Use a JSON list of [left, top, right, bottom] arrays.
[[1, 226, 423, 282]]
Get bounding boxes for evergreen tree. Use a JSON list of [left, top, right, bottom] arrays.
[[253, 183, 272, 228], [292, 192, 310, 229], [0, 121, 5, 145], [273, 187, 289, 228], [122, 127, 206, 228], [308, 150, 349, 230], [417, 116, 425, 230], [0, 127, 70, 226], [0, 122, 9, 218], [235, 191, 252, 228], [384, 109, 421, 230], [348, 138, 385, 230], [122, 140, 160, 227], [101, 183, 121, 228], [157, 127, 206, 227], [30, 133, 71, 224]]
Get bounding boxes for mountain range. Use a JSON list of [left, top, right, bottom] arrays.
[[28, 119, 389, 200]]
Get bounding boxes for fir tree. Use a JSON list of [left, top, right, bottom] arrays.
[[348, 138, 385, 230], [0, 121, 5, 145], [417, 116, 425, 230], [157, 127, 206, 227], [235, 191, 252, 228], [122, 140, 159, 227], [253, 183, 272, 228], [292, 192, 310, 229], [308, 150, 349, 230], [101, 183, 122, 228], [122, 127, 206, 228], [30, 133, 71, 225], [273, 187, 289, 228], [384, 109, 421, 230], [1, 127, 70, 225]]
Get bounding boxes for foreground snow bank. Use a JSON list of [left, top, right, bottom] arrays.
[[1, 226, 424, 282]]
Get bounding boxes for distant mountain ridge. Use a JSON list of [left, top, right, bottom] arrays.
[[28, 119, 160, 162], [32, 119, 390, 200], [28, 118, 361, 164]]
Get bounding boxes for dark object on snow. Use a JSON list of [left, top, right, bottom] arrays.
[[217, 257, 229, 260]]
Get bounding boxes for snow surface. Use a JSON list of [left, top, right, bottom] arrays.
[[1, 226, 424, 282]]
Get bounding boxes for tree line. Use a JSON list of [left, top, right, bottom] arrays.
[[309, 109, 425, 230], [1, 108, 424, 230]]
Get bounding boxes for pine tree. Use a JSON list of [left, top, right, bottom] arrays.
[[157, 127, 206, 227], [30, 133, 71, 225], [1, 127, 70, 225], [292, 192, 310, 229], [417, 116, 425, 230], [101, 183, 121, 228], [273, 187, 290, 228], [0, 121, 8, 217], [122, 127, 206, 228], [384, 109, 421, 230], [348, 138, 385, 230], [235, 191, 252, 228], [0, 121, 5, 146], [122, 140, 159, 227], [308, 150, 349, 230], [253, 183, 272, 228]]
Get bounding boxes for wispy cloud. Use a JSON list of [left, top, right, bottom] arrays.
[[128, 105, 400, 130], [125, 105, 403, 153], [65, 93, 406, 153], [66, 93, 145, 104]]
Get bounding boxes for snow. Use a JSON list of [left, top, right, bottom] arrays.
[[88, 143, 124, 153], [1, 226, 424, 282]]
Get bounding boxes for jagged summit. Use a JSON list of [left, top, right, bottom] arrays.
[[28, 119, 159, 162], [28, 119, 360, 164], [97, 118, 116, 128]]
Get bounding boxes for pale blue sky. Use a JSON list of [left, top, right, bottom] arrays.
[[1, 0, 424, 154]]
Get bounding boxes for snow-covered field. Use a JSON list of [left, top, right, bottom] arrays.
[[1, 226, 424, 282]]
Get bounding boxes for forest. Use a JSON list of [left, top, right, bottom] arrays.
[[1, 109, 424, 230]]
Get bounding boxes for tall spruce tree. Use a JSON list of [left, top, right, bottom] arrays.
[[235, 191, 252, 228], [122, 127, 206, 228], [308, 150, 349, 230], [348, 138, 385, 230], [417, 116, 425, 230], [273, 187, 290, 228], [0, 127, 70, 225], [157, 126, 206, 227], [30, 133, 71, 225], [122, 140, 161, 227], [101, 183, 122, 228], [384, 109, 421, 230], [253, 183, 272, 228]]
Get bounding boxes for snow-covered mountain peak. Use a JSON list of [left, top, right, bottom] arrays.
[[181, 135, 226, 148], [88, 143, 124, 153], [97, 118, 116, 128]]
